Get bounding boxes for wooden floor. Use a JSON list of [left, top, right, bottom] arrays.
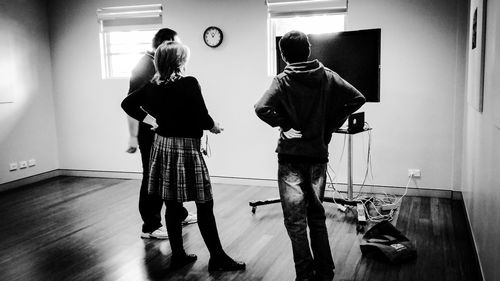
[[0, 176, 482, 281]]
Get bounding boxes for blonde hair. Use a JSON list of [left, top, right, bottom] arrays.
[[152, 41, 190, 84]]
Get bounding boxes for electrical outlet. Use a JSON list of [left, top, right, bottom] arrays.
[[408, 169, 421, 177], [28, 159, 36, 167], [9, 162, 18, 171], [19, 161, 28, 169]]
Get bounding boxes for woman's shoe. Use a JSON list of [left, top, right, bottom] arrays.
[[208, 257, 246, 272], [170, 253, 197, 269]]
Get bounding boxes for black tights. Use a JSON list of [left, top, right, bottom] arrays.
[[165, 200, 228, 260]]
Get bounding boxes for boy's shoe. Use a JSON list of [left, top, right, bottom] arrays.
[[182, 213, 198, 225], [140, 226, 169, 239]]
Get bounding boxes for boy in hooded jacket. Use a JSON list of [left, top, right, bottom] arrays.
[[255, 30, 365, 281]]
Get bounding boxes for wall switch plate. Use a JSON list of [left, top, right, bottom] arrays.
[[9, 162, 18, 171], [28, 159, 36, 167], [19, 161, 28, 169]]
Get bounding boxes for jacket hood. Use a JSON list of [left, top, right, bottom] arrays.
[[283, 59, 325, 84]]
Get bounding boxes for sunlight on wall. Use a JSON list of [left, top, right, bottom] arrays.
[[0, 23, 17, 103], [0, 18, 33, 143]]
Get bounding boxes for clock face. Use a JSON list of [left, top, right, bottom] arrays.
[[203, 26, 223, 48]]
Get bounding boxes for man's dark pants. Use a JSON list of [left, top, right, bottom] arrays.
[[138, 130, 163, 233], [138, 129, 188, 233]]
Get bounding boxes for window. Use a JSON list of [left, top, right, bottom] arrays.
[[271, 14, 345, 36], [100, 29, 156, 79], [266, 0, 347, 75], [97, 4, 162, 79]]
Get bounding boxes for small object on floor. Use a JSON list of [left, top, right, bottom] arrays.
[[360, 221, 417, 264], [170, 253, 197, 269], [182, 213, 198, 225], [208, 257, 246, 272], [141, 226, 169, 239], [357, 202, 367, 222]]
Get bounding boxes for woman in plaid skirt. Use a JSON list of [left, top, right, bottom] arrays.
[[121, 41, 245, 271]]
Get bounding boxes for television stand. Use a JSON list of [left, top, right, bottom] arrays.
[[249, 127, 372, 217]]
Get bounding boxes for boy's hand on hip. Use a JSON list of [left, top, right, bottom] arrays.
[[281, 128, 302, 139]]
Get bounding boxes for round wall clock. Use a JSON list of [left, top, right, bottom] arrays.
[[203, 26, 223, 48]]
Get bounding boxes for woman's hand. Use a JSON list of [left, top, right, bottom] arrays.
[[143, 114, 158, 131], [209, 122, 224, 134]]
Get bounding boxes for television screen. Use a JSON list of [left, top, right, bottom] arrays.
[[276, 28, 381, 102]]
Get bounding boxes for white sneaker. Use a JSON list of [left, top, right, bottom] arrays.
[[182, 213, 198, 225], [141, 226, 169, 239]]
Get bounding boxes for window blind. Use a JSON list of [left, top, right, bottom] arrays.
[[97, 4, 162, 31], [266, 0, 348, 17]]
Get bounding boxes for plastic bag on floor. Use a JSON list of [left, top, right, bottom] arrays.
[[360, 221, 417, 264]]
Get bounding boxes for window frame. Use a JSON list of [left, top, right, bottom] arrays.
[[97, 4, 162, 79]]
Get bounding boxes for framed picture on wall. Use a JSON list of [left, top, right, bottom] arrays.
[[466, 0, 487, 112]]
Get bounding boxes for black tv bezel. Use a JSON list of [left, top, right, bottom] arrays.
[[276, 28, 381, 103]]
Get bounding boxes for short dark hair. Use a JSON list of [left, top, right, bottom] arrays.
[[279, 30, 310, 64], [152, 28, 178, 49]]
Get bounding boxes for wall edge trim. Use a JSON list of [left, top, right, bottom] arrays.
[[1, 169, 459, 199]]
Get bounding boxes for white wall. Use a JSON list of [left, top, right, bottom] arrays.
[[462, 0, 500, 280], [0, 0, 59, 186], [344, 0, 467, 190], [47, 0, 467, 190]]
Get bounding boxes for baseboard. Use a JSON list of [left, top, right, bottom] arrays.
[[452, 190, 463, 200], [460, 196, 486, 281], [211, 175, 455, 199], [211, 175, 278, 187], [58, 169, 142, 179], [1, 169, 458, 199], [0, 170, 62, 193], [326, 183, 454, 199]]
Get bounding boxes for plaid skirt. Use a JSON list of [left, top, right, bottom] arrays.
[[148, 135, 213, 203]]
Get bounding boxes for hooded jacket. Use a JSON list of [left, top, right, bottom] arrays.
[[255, 59, 365, 162]]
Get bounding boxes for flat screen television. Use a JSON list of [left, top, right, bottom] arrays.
[[276, 28, 381, 102]]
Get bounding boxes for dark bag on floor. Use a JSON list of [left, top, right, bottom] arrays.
[[360, 221, 417, 264]]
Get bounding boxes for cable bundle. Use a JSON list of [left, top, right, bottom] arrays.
[[326, 123, 415, 222]]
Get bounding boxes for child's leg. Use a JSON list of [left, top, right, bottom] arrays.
[[196, 200, 245, 271], [195, 200, 225, 258]]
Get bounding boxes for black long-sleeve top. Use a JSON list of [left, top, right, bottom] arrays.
[[121, 76, 214, 139]]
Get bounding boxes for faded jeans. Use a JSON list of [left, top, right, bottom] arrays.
[[278, 162, 335, 281]]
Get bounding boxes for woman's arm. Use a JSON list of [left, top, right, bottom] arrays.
[[121, 84, 154, 125], [187, 77, 215, 130]]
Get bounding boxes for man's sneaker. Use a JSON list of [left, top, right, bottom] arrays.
[[141, 226, 169, 239], [182, 213, 198, 225]]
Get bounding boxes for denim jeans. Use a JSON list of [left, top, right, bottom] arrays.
[[278, 162, 335, 281]]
